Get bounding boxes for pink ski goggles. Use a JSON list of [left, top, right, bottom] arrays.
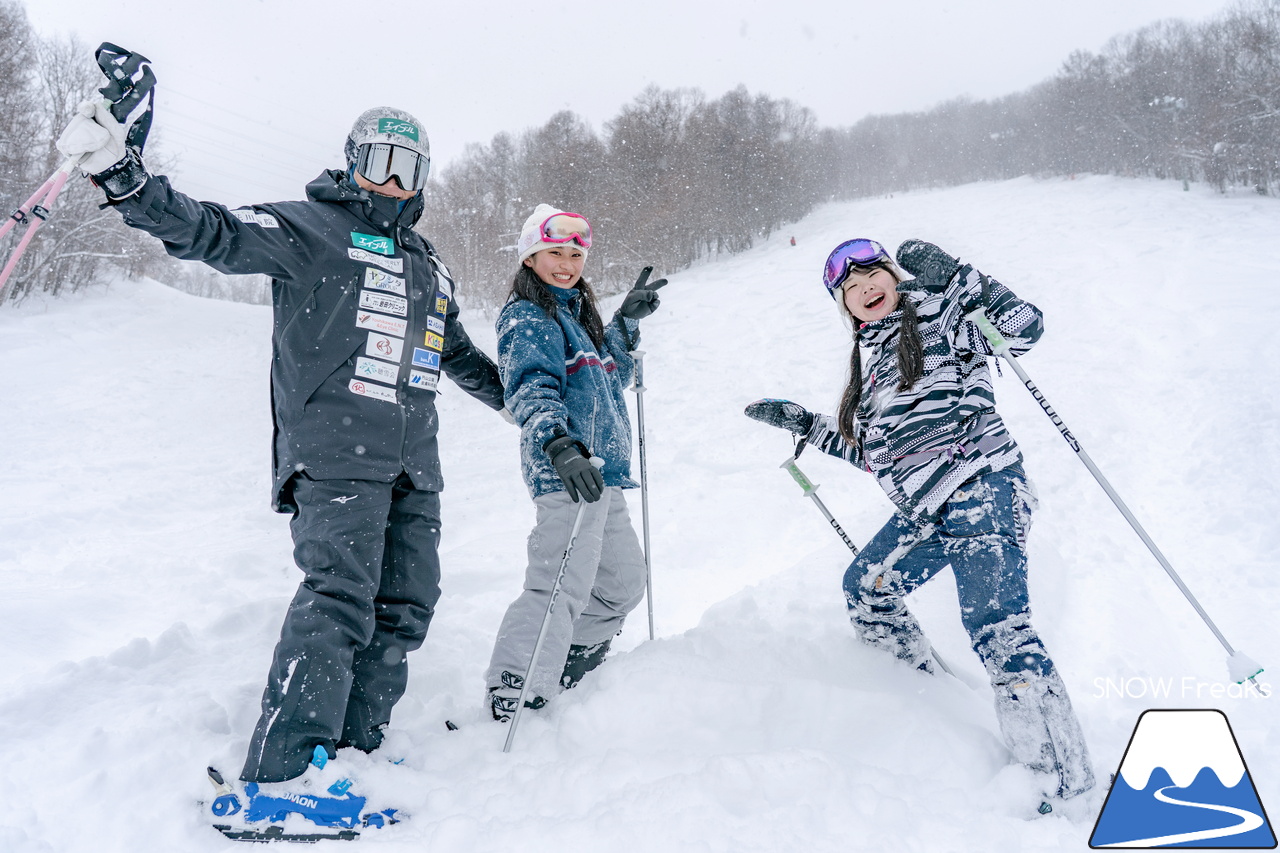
[[539, 212, 592, 249], [823, 238, 890, 297]]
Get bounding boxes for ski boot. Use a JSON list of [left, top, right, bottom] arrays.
[[489, 670, 547, 722], [207, 746, 402, 841]]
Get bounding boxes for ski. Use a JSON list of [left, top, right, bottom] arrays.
[[213, 824, 360, 843]]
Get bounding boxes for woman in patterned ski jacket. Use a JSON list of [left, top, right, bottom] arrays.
[[746, 239, 1095, 808], [485, 204, 665, 721]]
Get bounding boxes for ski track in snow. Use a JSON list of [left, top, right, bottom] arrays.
[[0, 175, 1275, 852]]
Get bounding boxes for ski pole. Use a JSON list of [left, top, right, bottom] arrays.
[[1, 43, 154, 299], [503, 462, 601, 753], [781, 439, 957, 679], [965, 307, 1264, 686], [632, 349, 655, 641], [0, 157, 83, 297]]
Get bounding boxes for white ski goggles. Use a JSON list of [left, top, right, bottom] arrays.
[[354, 143, 430, 192]]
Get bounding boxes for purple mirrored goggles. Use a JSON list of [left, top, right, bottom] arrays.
[[822, 238, 890, 298]]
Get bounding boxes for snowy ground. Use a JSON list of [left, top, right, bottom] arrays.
[[0, 175, 1275, 852]]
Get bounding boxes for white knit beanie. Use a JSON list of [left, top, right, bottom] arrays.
[[517, 203, 588, 265]]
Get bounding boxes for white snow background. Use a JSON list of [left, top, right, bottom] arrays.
[[0, 175, 1275, 851]]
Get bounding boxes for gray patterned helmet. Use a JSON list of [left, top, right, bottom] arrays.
[[344, 106, 431, 172]]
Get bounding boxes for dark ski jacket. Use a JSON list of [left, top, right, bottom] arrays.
[[806, 265, 1043, 521], [497, 286, 640, 499], [115, 170, 504, 511]]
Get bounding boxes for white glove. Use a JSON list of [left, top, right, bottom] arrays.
[[55, 100, 128, 175]]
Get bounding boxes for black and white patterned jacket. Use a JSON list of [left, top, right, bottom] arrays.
[[806, 265, 1043, 521]]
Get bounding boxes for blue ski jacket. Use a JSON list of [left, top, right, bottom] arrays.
[[115, 170, 505, 511], [497, 285, 640, 499]]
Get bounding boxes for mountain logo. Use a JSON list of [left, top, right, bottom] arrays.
[[1090, 709, 1275, 848]]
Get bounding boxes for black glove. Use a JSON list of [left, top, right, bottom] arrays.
[[544, 435, 604, 503], [744, 399, 814, 436], [56, 43, 156, 200], [895, 240, 961, 292], [617, 266, 668, 319]]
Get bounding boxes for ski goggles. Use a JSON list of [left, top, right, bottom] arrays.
[[354, 143, 430, 192], [539, 212, 592, 249], [822, 238, 890, 297]]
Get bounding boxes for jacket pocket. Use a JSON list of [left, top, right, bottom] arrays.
[[317, 280, 355, 340]]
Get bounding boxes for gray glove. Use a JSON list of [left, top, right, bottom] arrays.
[[544, 435, 604, 503], [617, 266, 667, 320], [744, 399, 814, 436], [895, 240, 961, 294]]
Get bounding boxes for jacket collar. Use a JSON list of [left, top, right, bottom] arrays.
[[305, 169, 425, 235], [856, 309, 903, 348]]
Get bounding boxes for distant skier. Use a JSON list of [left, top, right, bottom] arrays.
[[485, 204, 664, 721], [56, 54, 506, 837], [745, 238, 1094, 807], [790, 236, 796, 246]]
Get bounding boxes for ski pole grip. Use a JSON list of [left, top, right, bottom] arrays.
[[781, 457, 816, 493], [965, 308, 1010, 356]]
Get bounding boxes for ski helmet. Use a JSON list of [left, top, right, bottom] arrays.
[[344, 107, 431, 182]]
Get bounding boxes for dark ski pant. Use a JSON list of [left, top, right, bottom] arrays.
[[241, 472, 441, 783]]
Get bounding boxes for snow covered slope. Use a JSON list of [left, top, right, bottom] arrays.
[[0, 175, 1275, 852]]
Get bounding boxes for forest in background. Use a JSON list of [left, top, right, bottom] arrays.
[[3, 0, 1279, 305]]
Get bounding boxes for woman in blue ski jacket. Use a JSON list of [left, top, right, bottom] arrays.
[[486, 204, 665, 720], [746, 238, 1095, 806]]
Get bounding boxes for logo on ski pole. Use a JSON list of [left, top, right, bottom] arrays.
[[1090, 709, 1275, 848]]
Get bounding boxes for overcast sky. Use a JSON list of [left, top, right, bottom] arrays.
[[29, 0, 1233, 206]]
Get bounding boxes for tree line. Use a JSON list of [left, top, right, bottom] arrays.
[[5, 0, 1280, 305], [819, 0, 1280, 199]]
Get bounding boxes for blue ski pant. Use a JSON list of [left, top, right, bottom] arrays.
[[241, 472, 441, 783], [843, 467, 1053, 680]]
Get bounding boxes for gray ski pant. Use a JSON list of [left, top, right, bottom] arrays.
[[487, 487, 647, 698], [241, 472, 441, 783]]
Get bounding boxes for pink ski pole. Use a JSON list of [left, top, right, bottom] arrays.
[[0, 157, 82, 296]]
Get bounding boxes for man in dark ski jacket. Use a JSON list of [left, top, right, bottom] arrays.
[[58, 102, 506, 786]]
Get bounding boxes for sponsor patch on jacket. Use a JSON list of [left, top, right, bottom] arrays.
[[355, 356, 399, 385], [435, 296, 448, 314], [362, 267, 405, 295], [349, 378, 397, 403], [351, 232, 394, 255], [348, 247, 403, 273], [359, 290, 407, 317], [355, 311, 407, 338], [412, 347, 441, 370], [230, 209, 279, 228], [423, 331, 444, 351], [366, 332, 404, 362], [409, 370, 439, 391], [426, 315, 445, 335]]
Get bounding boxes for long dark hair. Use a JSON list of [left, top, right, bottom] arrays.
[[509, 264, 606, 351], [836, 262, 925, 443]]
